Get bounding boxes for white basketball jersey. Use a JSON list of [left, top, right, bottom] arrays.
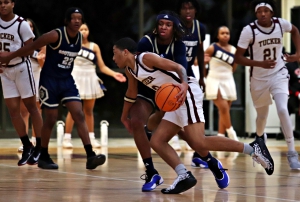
[[127, 52, 183, 91], [248, 17, 285, 79], [0, 15, 34, 66]]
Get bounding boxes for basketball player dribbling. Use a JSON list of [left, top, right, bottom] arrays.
[[234, 0, 300, 169], [0, 0, 43, 166], [113, 37, 274, 194], [130, 10, 187, 192], [0, 7, 106, 170]]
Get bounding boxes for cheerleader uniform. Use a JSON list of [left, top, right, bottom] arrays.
[[72, 42, 104, 100], [205, 43, 237, 101]]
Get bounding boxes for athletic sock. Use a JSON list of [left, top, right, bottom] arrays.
[[143, 157, 155, 172], [35, 137, 41, 148], [84, 144, 96, 158], [175, 164, 187, 175], [20, 135, 32, 147]]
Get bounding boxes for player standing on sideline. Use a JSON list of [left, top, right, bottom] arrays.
[[127, 10, 186, 192], [113, 37, 274, 194], [0, 7, 106, 170], [0, 0, 43, 166], [176, 0, 209, 168], [204, 26, 239, 159], [63, 23, 126, 149], [18, 18, 45, 152], [234, 0, 300, 169]]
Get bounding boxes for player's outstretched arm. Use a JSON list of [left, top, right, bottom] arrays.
[[0, 30, 59, 64]]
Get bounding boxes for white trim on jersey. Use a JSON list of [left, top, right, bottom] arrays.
[[49, 29, 62, 50]]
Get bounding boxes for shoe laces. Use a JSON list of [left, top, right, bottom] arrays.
[[165, 173, 188, 191]]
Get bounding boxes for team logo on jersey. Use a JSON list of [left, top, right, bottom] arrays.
[[142, 76, 155, 86]]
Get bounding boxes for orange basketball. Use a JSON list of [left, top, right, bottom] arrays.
[[155, 83, 181, 112]]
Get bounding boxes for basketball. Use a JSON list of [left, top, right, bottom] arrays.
[[155, 83, 181, 112]]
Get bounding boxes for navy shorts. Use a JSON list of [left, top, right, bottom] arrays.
[[39, 75, 81, 109]]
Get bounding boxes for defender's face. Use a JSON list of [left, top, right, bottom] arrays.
[[79, 24, 89, 39], [256, 6, 273, 27], [180, 2, 196, 23], [68, 13, 83, 31], [113, 46, 126, 69], [0, 0, 14, 16], [157, 19, 174, 39], [218, 27, 230, 43]]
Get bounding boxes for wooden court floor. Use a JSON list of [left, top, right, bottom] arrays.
[[0, 138, 299, 202]]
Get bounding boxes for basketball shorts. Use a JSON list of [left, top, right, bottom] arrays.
[[163, 77, 205, 128], [137, 81, 159, 110], [0, 60, 36, 99], [39, 74, 81, 109], [250, 67, 289, 108]]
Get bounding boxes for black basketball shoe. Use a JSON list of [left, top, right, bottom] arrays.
[[86, 154, 106, 169], [250, 138, 274, 175], [161, 171, 197, 194], [38, 154, 58, 169], [27, 146, 41, 165], [18, 145, 34, 166]]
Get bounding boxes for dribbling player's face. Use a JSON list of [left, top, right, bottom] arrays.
[[79, 24, 89, 39], [112, 46, 126, 69], [157, 19, 174, 40], [180, 2, 196, 23], [68, 13, 83, 32], [217, 27, 230, 43], [256, 6, 273, 27], [0, 0, 14, 16]]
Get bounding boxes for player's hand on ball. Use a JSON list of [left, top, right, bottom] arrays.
[[175, 82, 188, 105]]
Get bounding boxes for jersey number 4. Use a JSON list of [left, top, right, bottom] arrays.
[[263, 47, 276, 61], [0, 42, 10, 52]]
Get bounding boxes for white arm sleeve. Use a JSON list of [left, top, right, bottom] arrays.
[[20, 21, 35, 42], [237, 26, 253, 49]]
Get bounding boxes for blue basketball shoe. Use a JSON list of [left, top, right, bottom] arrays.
[[208, 159, 230, 189], [191, 157, 208, 168], [141, 170, 164, 192]]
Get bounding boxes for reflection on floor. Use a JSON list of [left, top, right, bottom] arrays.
[[0, 137, 299, 202]]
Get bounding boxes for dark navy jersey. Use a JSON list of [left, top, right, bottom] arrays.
[[182, 20, 206, 77], [137, 34, 187, 69], [41, 26, 82, 78]]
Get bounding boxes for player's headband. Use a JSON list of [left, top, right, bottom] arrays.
[[156, 14, 180, 27], [255, 3, 273, 12], [65, 7, 85, 23]]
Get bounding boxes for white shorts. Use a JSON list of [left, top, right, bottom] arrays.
[[163, 77, 205, 128], [250, 67, 289, 108], [31, 59, 41, 102], [0, 60, 36, 99], [205, 71, 237, 101]]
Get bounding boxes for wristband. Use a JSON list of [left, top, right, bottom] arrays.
[[124, 96, 136, 103]]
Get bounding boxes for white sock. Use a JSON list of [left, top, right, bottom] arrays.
[[89, 132, 95, 138], [64, 133, 71, 139], [217, 133, 225, 137], [226, 126, 234, 135]]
